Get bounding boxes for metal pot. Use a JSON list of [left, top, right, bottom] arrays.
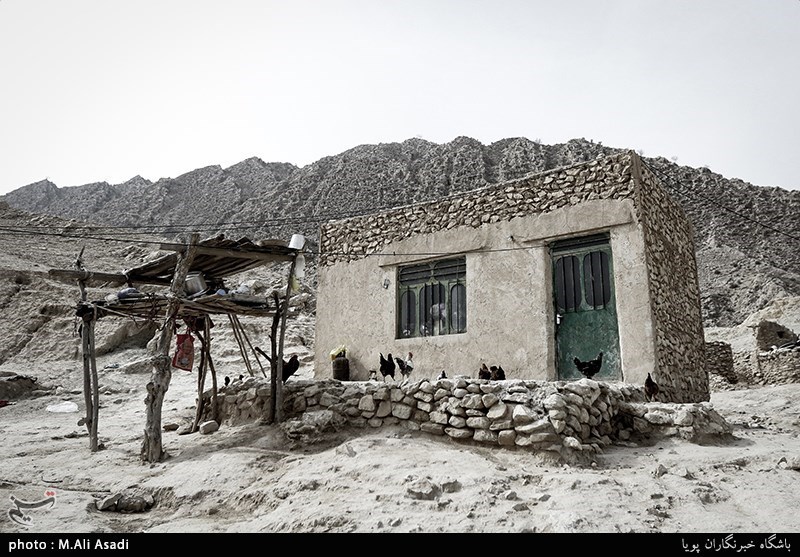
[[185, 272, 207, 295]]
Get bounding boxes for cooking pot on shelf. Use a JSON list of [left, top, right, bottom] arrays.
[[185, 272, 207, 295]]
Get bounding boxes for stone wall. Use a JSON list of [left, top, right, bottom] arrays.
[[705, 341, 736, 383], [319, 153, 636, 267], [634, 159, 708, 402], [754, 320, 798, 351], [317, 151, 708, 403], [202, 376, 732, 464], [754, 347, 800, 385]]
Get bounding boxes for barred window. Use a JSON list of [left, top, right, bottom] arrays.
[[397, 257, 466, 338]]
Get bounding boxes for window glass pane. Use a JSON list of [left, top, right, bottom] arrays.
[[399, 290, 415, 337], [556, 255, 581, 312], [583, 251, 610, 309], [398, 256, 466, 338], [434, 259, 466, 280], [451, 284, 467, 332], [420, 283, 446, 336], [399, 264, 431, 284]]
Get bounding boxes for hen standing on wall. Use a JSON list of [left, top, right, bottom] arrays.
[[645, 373, 659, 401], [574, 352, 603, 379]]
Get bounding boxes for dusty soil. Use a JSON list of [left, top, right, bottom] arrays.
[[1, 350, 799, 534], [1, 202, 799, 535]]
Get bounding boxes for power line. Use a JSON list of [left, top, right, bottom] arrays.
[[0, 206, 387, 233], [641, 159, 800, 243], [0, 226, 543, 258]]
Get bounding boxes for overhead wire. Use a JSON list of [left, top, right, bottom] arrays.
[[640, 159, 800, 243], [3, 158, 797, 260]]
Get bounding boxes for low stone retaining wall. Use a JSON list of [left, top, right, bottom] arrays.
[[755, 347, 800, 385], [202, 376, 731, 463], [705, 341, 736, 383]]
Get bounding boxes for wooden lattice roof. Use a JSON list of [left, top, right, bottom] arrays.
[[50, 233, 302, 321], [125, 234, 296, 285]]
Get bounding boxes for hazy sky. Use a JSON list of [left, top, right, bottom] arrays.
[[1, 0, 798, 195]]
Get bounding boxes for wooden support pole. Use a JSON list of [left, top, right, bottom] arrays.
[[275, 256, 297, 423], [233, 314, 266, 378], [191, 328, 208, 433], [88, 312, 99, 451], [80, 313, 95, 448], [228, 314, 254, 377], [75, 247, 99, 452], [205, 316, 219, 424], [141, 233, 199, 463], [266, 292, 281, 423]]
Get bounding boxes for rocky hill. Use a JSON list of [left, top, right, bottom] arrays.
[[3, 137, 799, 327]]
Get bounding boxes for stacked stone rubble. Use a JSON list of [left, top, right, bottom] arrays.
[[754, 347, 800, 385], [705, 341, 736, 383], [319, 153, 636, 267], [202, 376, 730, 462], [634, 161, 708, 402]]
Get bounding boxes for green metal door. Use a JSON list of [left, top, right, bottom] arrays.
[[551, 234, 621, 381]]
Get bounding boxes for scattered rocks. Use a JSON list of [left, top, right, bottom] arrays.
[[95, 491, 154, 513], [406, 478, 441, 501], [199, 420, 219, 434]]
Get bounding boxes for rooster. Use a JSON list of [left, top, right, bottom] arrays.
[[395, 356, 408, 376], [479, 363, 491, 380], [490, 365, 506, 380], [574, 352, 603, 379], [645, 372, 659, 401], [398, 352, 414, 380]]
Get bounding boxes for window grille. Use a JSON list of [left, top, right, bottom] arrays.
[[397, 257, 466, 338]]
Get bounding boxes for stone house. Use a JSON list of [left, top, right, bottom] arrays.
[[314, 152, 708, 403]]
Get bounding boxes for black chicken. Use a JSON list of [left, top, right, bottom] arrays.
[[490, 365, 506, 380], [645, 372, 659, 401], [253, 347, 299, 383], [282, 354, 300, 382], [479, 363, 491, 380], [573, 352, 603, 379], [437, 370, 447, 380], [379, 352, 396, 380]]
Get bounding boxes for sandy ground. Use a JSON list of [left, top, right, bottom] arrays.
[[1, 349, 799, 535], [1, 205, 798, 536]]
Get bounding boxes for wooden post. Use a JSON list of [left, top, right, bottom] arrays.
[[275, 256, 297, 423], [228, 314, 255, 377], [205, 316, 219, 424], [88, 311, 99, 451], [231, 314, 266, 378], [191, 327, 208, 433], [141, 233, 199, 463], [75, 247, 100, 452]]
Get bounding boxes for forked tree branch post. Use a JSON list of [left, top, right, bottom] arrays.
[[274, 255, 297, 423], [141, 233, 199, 463]]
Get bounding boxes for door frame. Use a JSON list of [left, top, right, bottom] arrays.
[[549, 232, 622, 381]]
